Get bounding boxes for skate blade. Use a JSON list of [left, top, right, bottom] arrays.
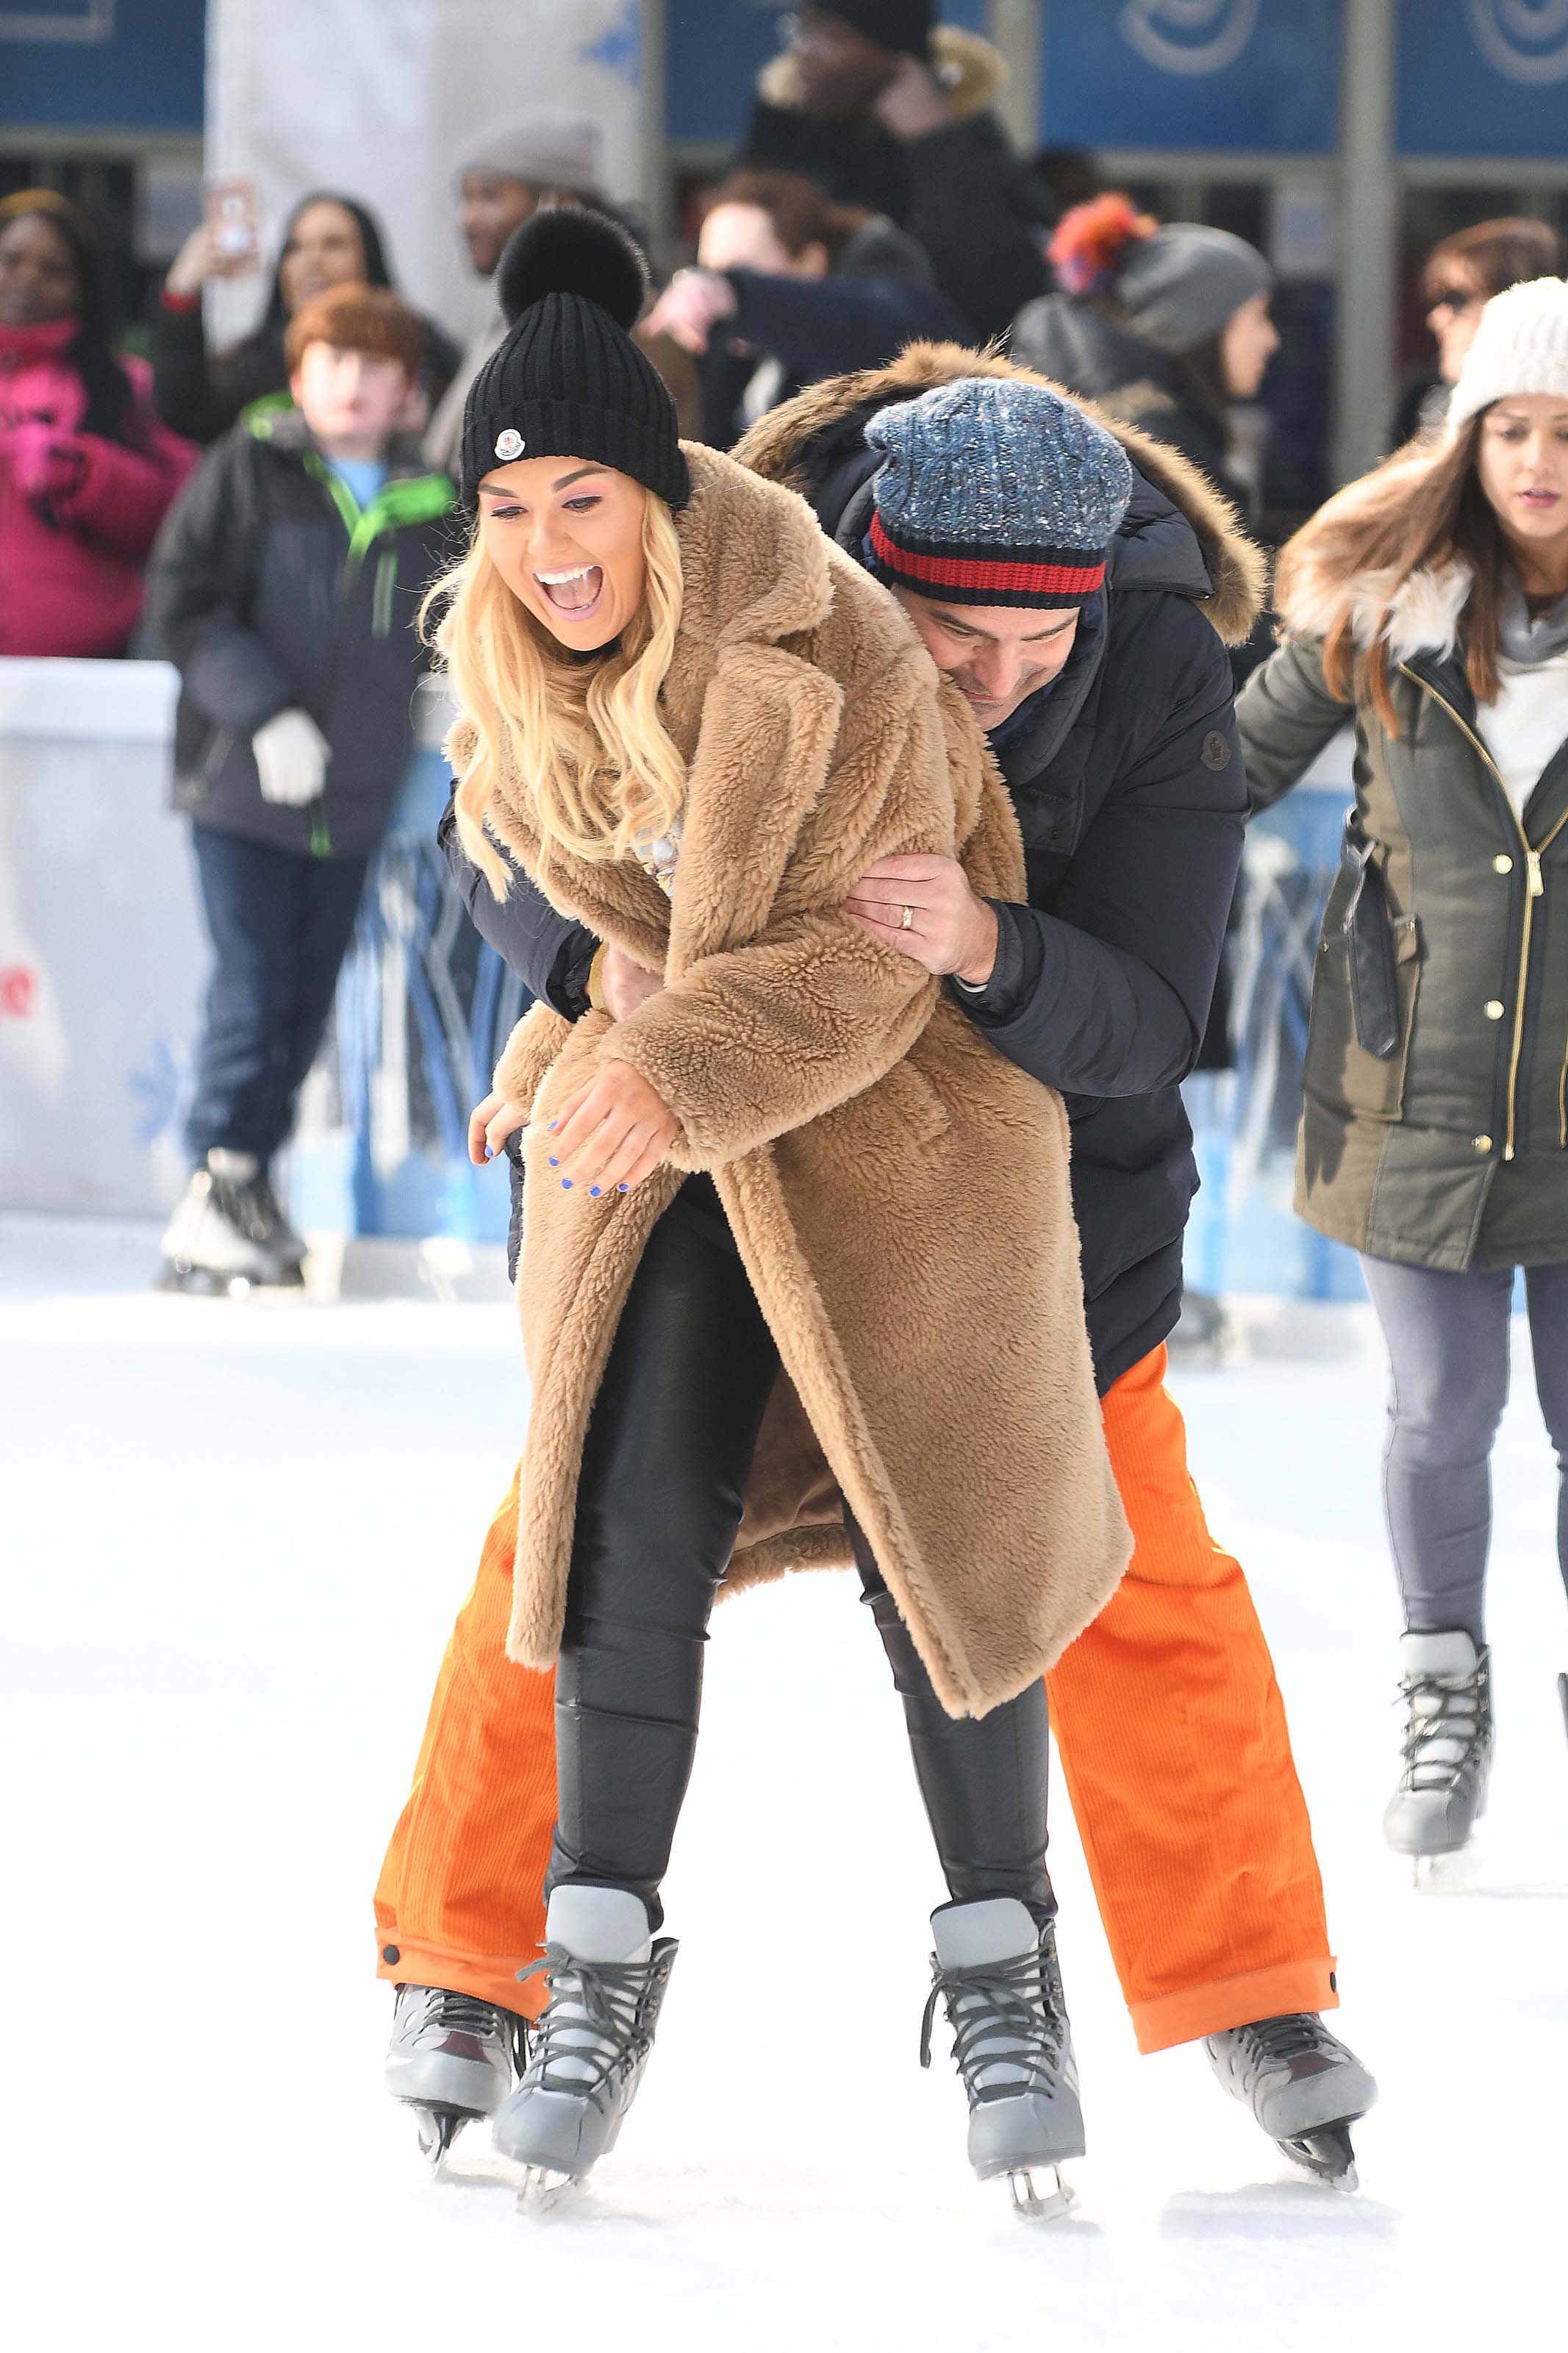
[[409, 2104, 480, 2177], [1007, 2164, 1075, 2223], [1277, 2124, 1358, 2193], [515, 2164, 579, 2213]]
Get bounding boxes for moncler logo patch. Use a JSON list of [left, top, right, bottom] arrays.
[[1202, 730, 1232, 770], [494, 429, 525, 461]]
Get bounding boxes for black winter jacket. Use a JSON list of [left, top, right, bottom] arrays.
[[443, 350, 1262, 1390], [146, 409, 457, 860], [738, 32, 1052, 344]]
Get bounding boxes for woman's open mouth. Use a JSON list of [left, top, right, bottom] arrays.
[[1518, 488, 1562, 513], [536, 563, 605, 619]]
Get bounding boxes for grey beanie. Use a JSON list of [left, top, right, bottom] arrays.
[[457, 108, 602, 196], [865, 376, 1134, 609], [1114, 224, 1272, 355]]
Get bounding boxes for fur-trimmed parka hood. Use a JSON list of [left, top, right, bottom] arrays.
[[1271, 454, 1473, 660], [758, 24, 1006, 122], [734, 340, 1267, 648]]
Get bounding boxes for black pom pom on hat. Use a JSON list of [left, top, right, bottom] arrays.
[[460, 206, 688, 515], [495, 204, 648, 332]]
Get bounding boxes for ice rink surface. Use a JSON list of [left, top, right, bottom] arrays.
[[4, 1218, 1565, 2353]]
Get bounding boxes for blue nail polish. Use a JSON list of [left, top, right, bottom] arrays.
[[548, 1120, 559, 1132], [617, 1182, 629, 1193], [548, 1156, 558, 1166], [590, 1186, 602, 1197], [561, 1178, 572, 1189], [482, 1147, 493, 1161]]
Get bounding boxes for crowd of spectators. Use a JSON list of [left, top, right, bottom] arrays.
[[4, 0, 1563, 1263]]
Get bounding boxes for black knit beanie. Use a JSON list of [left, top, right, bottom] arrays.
[[459, 208, 689, 515], [822, 1, 934, 60]]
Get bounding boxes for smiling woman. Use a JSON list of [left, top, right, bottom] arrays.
[[389, 203, 1130, 2207]]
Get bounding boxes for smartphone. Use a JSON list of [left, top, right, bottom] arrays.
[[204, 175, 259, 267]]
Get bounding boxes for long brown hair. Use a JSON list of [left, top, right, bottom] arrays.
[[1275, 416, 1508, 733]]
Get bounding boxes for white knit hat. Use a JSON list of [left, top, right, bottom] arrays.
[[1447, 276, 1568, 434]]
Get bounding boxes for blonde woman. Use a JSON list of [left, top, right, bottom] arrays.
[[386, 210, 1128, 2211]]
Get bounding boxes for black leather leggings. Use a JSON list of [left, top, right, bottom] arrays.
[[547, 1176, 1054, 1931]]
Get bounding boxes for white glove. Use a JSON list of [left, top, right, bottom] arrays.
[[252, 707, 330, 807]]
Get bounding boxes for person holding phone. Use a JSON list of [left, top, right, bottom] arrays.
[[151, 186, 459, 446]]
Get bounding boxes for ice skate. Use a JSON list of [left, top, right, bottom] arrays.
[[1383, 1631, 1493, 1875], [493, 1885, 677, 2204], [159, 1150, 305, 1294], [920, 1896, 1084, 2222], [385, 1983, 524, 2171], [1205, 2013, 1376, 2189]]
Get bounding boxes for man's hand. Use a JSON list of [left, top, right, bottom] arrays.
[[598, 945, 665, 1022], [545, 1060, 679, 1194], [870, 56, 956, 141], [642, 268, 739, 357], [844, 854, 998, 985]]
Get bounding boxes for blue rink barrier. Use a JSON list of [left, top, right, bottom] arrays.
[[289, 749, 530, 1244], [1184, 776, 1365, 1302]]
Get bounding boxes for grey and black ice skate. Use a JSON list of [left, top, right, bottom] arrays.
[[493, 1885, 678, 2203], [159, 1149, 306, 1295], [1206, 2013, 1377, 2190], [920, 1896, 1085, 2221], [1383, 1630, 1493, 1871], [385, 1983, 524, 2170]]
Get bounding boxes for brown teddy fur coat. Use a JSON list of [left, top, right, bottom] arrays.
[[467, 442, 1131, 1720]]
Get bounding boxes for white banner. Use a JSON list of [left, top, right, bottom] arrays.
[[204, 0, 646, 349]]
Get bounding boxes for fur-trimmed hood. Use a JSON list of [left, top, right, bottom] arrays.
[[758, 24, 1006, 122], [734, 340, 1267, 648], [1272, 457, 1473, 660]]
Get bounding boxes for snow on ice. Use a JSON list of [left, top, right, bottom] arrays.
[[3, 1219, 1564, 2353]]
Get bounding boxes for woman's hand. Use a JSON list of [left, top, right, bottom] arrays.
[[545, 1060, 679, 1194], [165, 222, 257, 296], [468, 1090, 527, 1166], [642, 268, 739, 357]]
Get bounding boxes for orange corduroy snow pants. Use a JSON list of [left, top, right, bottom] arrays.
[[375, 1345, 1335, 2053]]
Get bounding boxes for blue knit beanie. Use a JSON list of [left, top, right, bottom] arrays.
[[865, 376, 1134, 608]]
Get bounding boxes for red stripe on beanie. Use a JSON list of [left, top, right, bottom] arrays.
[[869, 512, 1106, 597]]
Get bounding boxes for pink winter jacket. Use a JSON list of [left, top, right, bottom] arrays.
[[0, 316, 197, 657]]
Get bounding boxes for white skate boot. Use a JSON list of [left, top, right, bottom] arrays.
[[1383, 1630, 1493, 1869], [159, 1150, 305, 1294], [385, 1984, 524, 2170], [1206, 2013, 1377, 2188], [920, 1896, 1085, 2221], [493, 1885, 678, 2203]]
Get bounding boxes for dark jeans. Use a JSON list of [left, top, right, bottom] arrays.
[[185, 824, 370, 1165], [1358, 1253, 1568, 1643], [546, 1176, 1054, 1932]]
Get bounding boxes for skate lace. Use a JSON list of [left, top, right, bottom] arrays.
[[1238, 2012, 1328, 2069], [1396, 1659, 1489, 1792], [919, 1946, 1066, 2107], [515, 1943, 658, 2109], [421, 1988, 526, 2064]]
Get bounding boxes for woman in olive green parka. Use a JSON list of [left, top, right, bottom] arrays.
[[1236, 277, 1568, 1868]]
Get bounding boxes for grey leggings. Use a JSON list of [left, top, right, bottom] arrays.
[[1358, 1254, 1568, 1642]]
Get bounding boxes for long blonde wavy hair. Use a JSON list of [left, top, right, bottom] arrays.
[[423, 488, 687, 898]]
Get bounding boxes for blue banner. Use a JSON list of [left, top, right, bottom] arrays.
[[1397, 1, 1568, 155], [1, 0, 204, 131], [1040, 0, 1339, 154]]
